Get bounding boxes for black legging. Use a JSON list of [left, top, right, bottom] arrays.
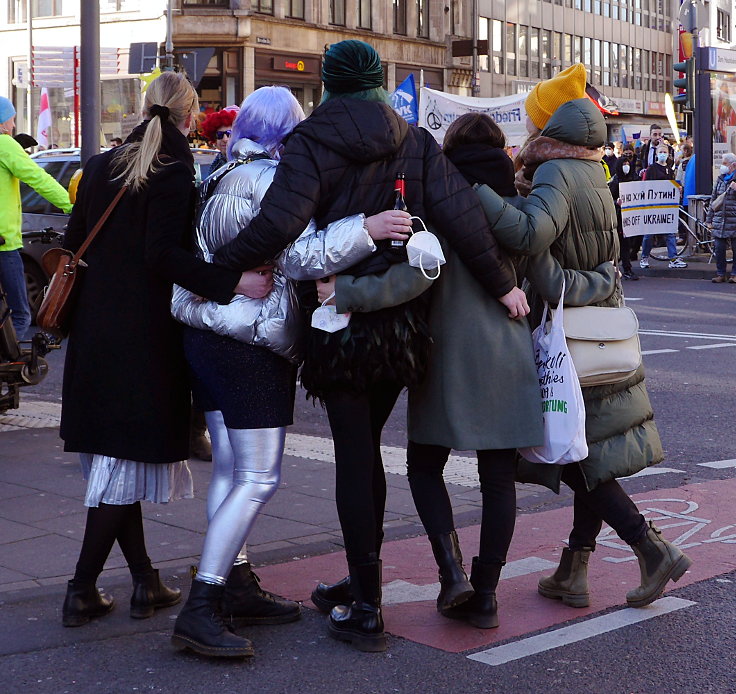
[[406, 441, 517, 565], [73, 502, 152, 584], [561, 464, 647, 551], [324, 381, 403, 566]]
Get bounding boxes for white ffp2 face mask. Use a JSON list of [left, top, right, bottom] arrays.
[[311, 293, 351, 333], [406, 216, 446, 280], [622, 164, 631, 175], [720, 164, 730, 175], [657, 152, 668, 164]]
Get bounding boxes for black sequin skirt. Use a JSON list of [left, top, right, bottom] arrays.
[[182, 327, 296, 429]]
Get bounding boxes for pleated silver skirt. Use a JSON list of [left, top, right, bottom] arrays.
[[80, 453, 194, 507]]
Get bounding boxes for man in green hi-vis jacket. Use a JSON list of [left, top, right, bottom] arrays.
[[0, 96, 72, 338]]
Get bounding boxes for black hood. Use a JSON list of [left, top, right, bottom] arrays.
[[445, 144, 517, 197], [291, 98, 409, 163]]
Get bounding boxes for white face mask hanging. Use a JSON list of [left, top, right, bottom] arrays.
[[405, 216, 446, 280], [311, 293, 351, 333]]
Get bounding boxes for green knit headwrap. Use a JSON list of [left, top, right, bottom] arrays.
[[321, 40, 384, 94]]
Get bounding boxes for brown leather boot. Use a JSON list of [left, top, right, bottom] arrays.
[[626, 522, 692, 608], [538, 547, 592, 608], [189, 408, 212, 461]]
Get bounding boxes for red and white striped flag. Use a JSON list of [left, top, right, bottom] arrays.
[[36, 88, 51, 148]]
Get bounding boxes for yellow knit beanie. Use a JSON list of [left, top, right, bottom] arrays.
[[525, 63, 588, 130]]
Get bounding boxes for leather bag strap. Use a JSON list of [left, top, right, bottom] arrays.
[[70, 185, 128, 266]]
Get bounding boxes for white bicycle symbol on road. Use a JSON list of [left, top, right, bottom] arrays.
[[594, 498, 736, 563]]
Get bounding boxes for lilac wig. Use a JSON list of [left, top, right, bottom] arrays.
[[227, 86, 305, 161]]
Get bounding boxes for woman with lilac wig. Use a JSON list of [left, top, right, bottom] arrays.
[[170, 86, 412, 658]]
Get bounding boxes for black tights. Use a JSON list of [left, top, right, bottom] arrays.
[[73, 502, 152, 584], [324, 381, 403, 566], [561, 464, 647, 550], [406, 441, 517, 565]]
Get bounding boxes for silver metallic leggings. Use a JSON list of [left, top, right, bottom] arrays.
[[196, 411, 286, 585]]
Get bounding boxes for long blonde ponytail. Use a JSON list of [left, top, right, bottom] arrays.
[[113, 71, 198, 191]]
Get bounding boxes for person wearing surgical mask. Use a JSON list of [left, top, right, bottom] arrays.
[[602, 141, 618, 173], [704, 152, 736, 282], [609, 151, 640, 279], [639, 144, 687, 269]]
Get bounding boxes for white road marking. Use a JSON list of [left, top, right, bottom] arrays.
[[382, 557, 558, 605], [698, 459, 736, 469], [686, 343, 736, 350], [639, 329, 736, 342], [642, 349, 679, 355], [623, 467, 685, 478], [466, 597, 696, 666], [285, 433, 480, 487]]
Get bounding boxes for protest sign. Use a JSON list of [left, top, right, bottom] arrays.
[[619, 180, 681, 237], [418, 87, 527, 147]]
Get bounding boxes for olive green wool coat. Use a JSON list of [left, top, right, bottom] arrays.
[[476, 98, 664, 492]]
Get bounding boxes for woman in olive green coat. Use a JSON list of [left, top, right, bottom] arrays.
[[477, 67, 691, 611]]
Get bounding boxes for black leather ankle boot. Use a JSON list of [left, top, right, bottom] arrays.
[[171, 580, 253, 658], [311, 575, 352, 614], [222, 563, 301, 626], [443, 557, 502, 629], [328, 558, 386, 652], [62, 580, 114, 627], [429, 531, 474, 612], [130, 568, 181, 619]]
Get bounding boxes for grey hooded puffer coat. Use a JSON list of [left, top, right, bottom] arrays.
[[476, 98, 664, 492], [171, 138, 376, 363]]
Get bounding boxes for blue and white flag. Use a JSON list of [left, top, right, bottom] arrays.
[[391, 74, 418, 125]]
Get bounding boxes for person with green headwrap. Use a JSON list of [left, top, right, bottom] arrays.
[[213, 40, 530, 652]]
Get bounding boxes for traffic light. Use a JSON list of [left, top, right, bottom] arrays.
[[673, 58, 695, 111]]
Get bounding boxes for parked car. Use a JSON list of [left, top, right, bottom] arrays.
[[20, 147, 217, 320]]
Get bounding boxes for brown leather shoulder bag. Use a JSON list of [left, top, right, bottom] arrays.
[[37, 186, 127, 337]]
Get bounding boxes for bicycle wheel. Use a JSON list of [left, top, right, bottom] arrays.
[[649, 228, 687, 260]]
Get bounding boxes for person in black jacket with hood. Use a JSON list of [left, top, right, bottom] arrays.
[[608, 151, 640, 280], [213, 40, 528, 652]]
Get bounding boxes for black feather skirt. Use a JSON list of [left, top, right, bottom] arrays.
[[299, 294, 432, 401]]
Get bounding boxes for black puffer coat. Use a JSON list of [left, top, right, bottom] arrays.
[[214, 98, 516, 396]]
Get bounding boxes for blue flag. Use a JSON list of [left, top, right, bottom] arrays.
[[621, 126, 627, 143], [391, 74, 418, 125]]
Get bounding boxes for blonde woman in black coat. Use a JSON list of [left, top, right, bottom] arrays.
[[60, 72, 262, 628]]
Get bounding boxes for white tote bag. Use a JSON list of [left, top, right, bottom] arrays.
[[519, 283, 588, 465]]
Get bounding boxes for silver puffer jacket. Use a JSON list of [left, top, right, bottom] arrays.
[[171, 138, 376, 363]]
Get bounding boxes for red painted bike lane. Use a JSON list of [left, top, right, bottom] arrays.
[[255, 478, 736, 653]]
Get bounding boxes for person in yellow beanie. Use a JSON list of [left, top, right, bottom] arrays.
[[524, 63, 588, 132], [473, 67, 691, 614]]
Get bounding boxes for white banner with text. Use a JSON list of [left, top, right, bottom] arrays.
[[619, 180, 681, 237]]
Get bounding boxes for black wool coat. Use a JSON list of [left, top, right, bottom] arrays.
[[60, 129, 240, 464]]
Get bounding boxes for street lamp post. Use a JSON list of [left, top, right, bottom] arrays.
[[80, 0, 100, 165]]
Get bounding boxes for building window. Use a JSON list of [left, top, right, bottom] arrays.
[[634, 0, 641, 26], [602, 40, 610, 86], [611, 43, 619, 86], [104, 0, 140, 9], [417, 0, 430, 37], [518, 25, 529, 77], [491, 19, 504, 74], [181, 0, 227, 6], [31, 0, 64, 16], [541, 29, 551, 78], [717, 9, 731, 42], [620, 44, 628, 87], [478, 17, 489, 71], [620, 0, 628, 21], [564, 33, 573, 66], [394, 0, 407, 35], [612, 1, 619, 19], [358, 0, 371, 28], [530, 27, 540, 79], [584, 0, 591, 11], [286, 0, 305, 19], [584, 37, 592, 67], [329, 0, 345, 25], [574, 36, 582, 64], [594, 0, 601, 14], [253, 0, 273, 14], [506, 23, 517, 76]]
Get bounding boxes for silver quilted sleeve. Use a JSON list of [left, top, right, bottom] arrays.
[[279, 214, 376, 281]]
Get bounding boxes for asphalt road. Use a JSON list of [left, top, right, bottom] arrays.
[[6, 275, 736, 694]]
